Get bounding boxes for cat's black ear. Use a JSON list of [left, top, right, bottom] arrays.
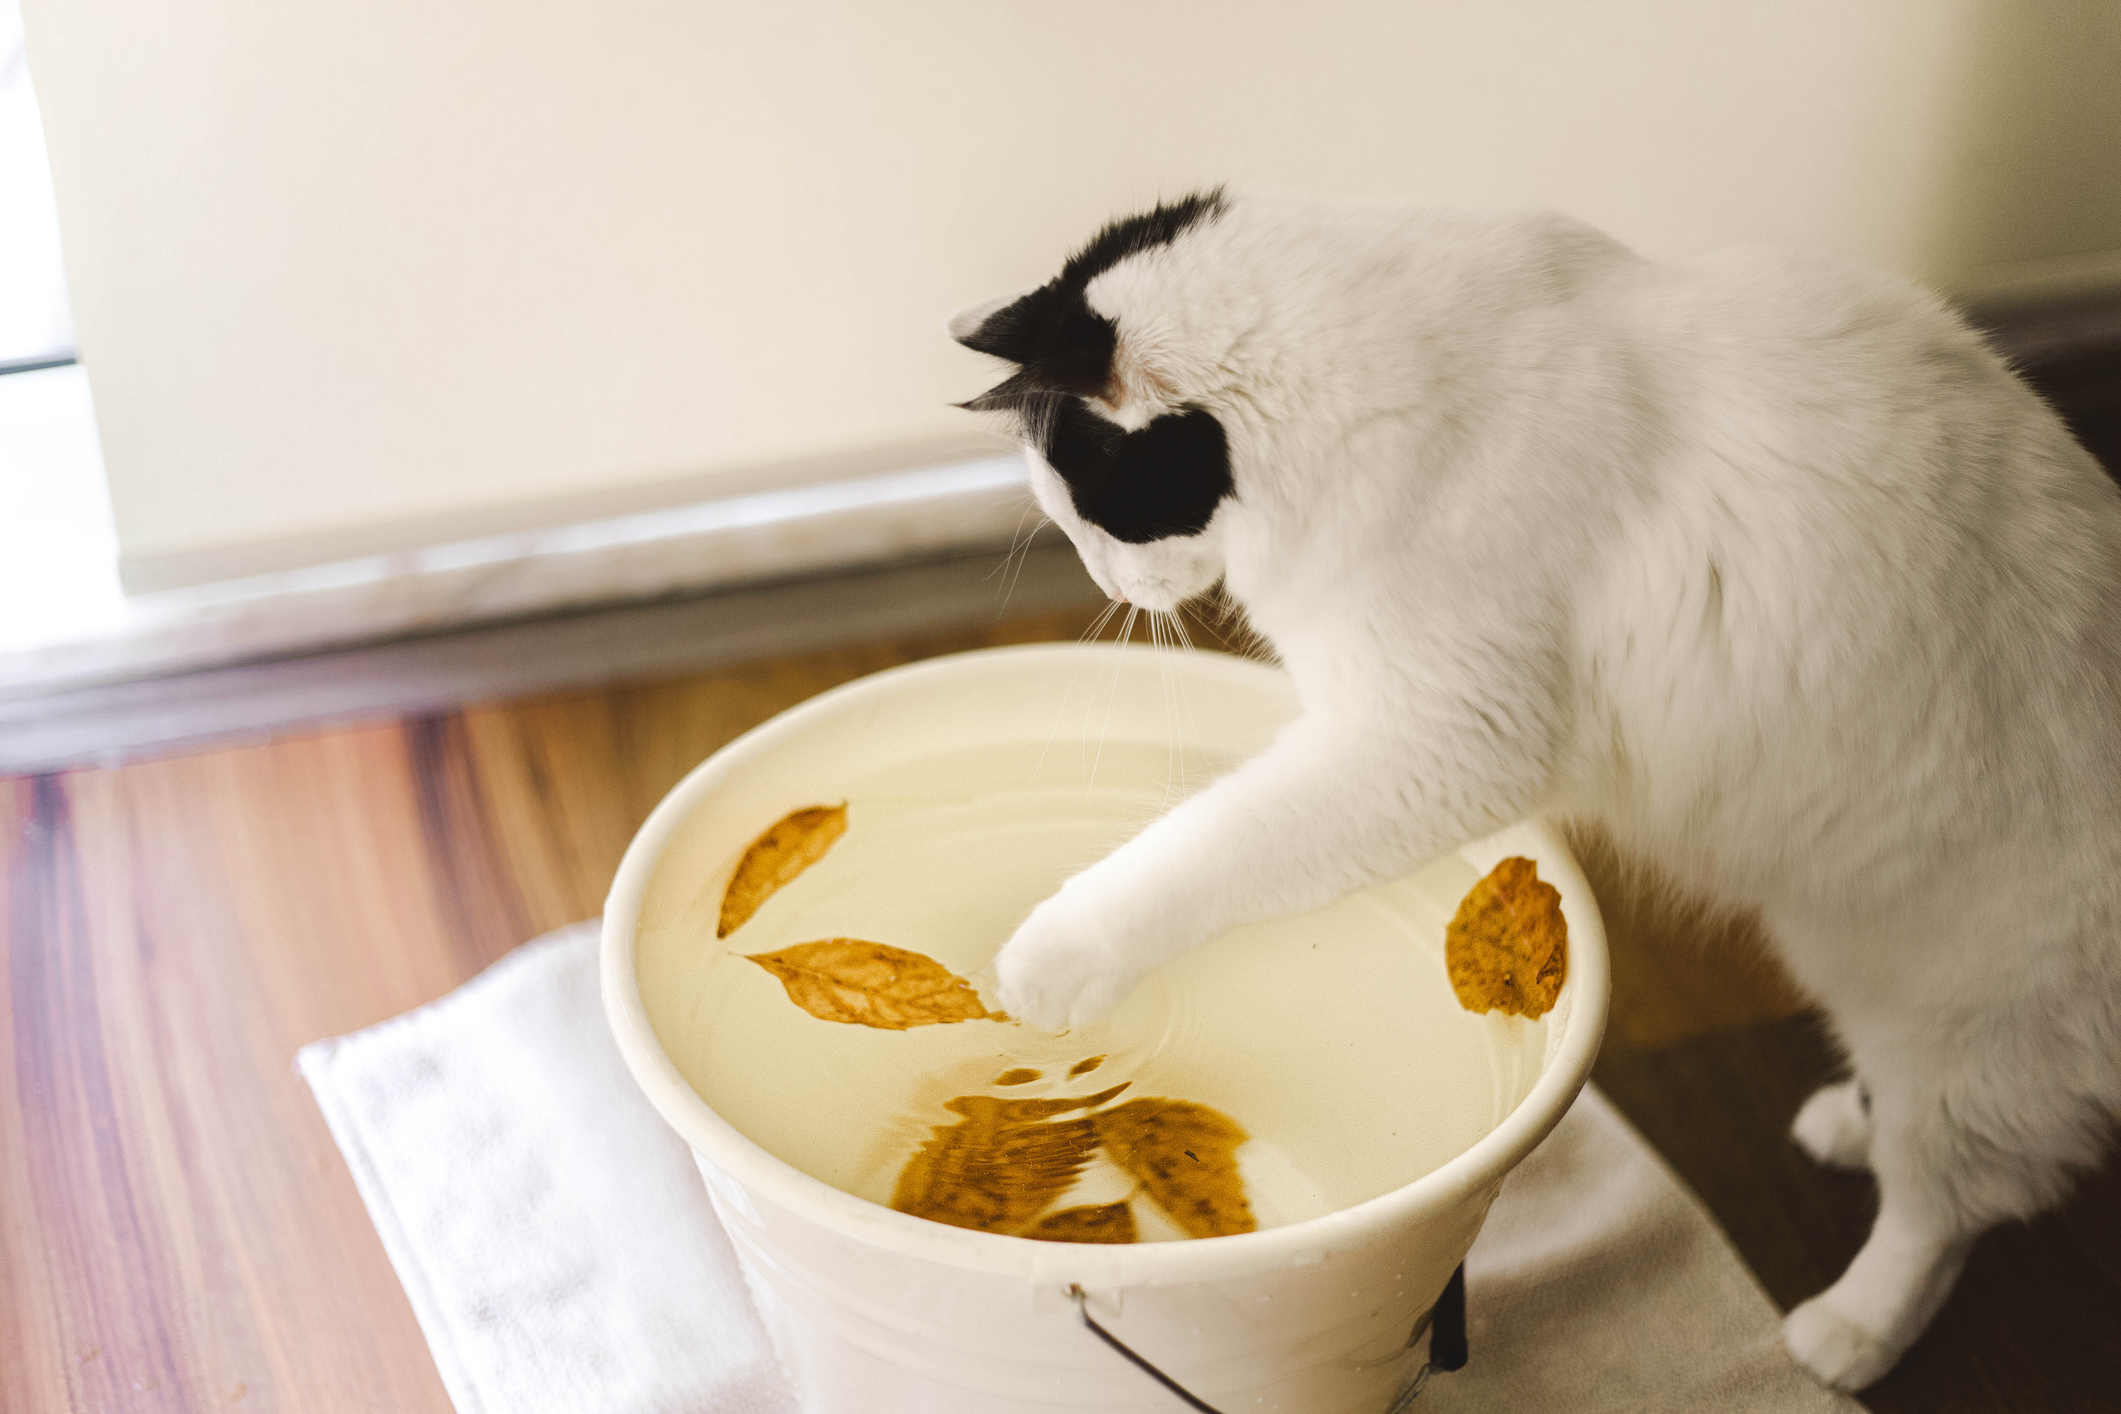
[[953, 369, 1046, 413], [947, 285, 1052, 362], [950, 279, 1119, 406]]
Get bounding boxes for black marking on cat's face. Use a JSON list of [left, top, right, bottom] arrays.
[[1037, 397, 1232, 544], [953, 190, 1234, 543], [954, 188, 1228, 405]]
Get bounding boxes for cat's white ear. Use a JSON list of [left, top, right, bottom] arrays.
[[947, 287, 1040, 352]]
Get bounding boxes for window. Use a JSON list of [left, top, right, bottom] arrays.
[[1, 0, 76, 374]]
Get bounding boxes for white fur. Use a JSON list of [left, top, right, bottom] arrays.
[[988, 194, 2121, 1389], [1791, 1080, 1874, 1171]]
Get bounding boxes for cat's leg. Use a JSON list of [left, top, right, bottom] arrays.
[[1781, 1185, 1971, 1390], [1782, 1037, 2090, 1390], [1790, 1078, 1872, 1171], [994, 709, 1548, 1028]]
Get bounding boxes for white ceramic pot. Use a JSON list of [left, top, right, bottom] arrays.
[[603, 644, 1608, 1413]]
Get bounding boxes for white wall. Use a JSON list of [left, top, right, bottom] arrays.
[[23, 0, 2121, 590]]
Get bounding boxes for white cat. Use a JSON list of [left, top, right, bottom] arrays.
[[951, 190, 2121, 1391]]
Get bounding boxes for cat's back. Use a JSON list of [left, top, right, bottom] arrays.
[[1640, 244, 2012, 431], [1586, 240, 2121, 841], [1625, 241, 2118, 545], [1574, 244, 2121, 908]]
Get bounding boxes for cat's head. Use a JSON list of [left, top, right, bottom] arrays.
[[949, 189, 1236, 612]]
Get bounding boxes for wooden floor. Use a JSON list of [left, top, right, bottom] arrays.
[[4, 601, 2116, 1413]]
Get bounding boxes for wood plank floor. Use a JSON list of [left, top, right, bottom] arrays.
[[4, 601, 2115, 1412]]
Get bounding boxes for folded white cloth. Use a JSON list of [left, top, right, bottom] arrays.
[[298, 921, 1857, 1414], [299, 922, 793, 1414]]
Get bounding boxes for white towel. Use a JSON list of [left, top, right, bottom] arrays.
[[298, 921, 1857, 1414]]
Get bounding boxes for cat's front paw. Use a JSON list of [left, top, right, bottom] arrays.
[[994, 890, 1146, 1032], [1783, 1295, 1898, 1391]]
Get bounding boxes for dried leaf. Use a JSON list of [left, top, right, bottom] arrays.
[[1096, 1099, 1256, 1239], [993, 1068, 1041, 1086], [1067, 1055, 1106, 1078], [1021, 1202, 1138, 1244], [1445, 856, 1567, 1018], [745, 940, 999, 1030], [891, 1085, 1131, 1233], [718, 804, 847, 938]]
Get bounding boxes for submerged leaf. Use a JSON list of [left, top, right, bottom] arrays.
[[993, 1068, 1042, 1086], [1096, 1098, 1256, 1239], [1067, 1055, 1107, 1078], [1445, 856, 1567, 1019], [1022, 1202, 1138, 1245], [718, 804, 848, 938], [891, 1085, 1131, 1233], [745, 940, 999, 1029]]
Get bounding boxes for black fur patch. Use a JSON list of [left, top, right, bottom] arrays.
[[1038, 399, 1232, 543], [955, 188, 1228, 402], [1055, 188, 1231, 295], [956, 288, 1116, 401]]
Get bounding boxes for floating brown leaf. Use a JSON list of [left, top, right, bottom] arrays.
[[1021, 1202, 1138, 1245], [717, 804, 847, 938], [891, 1085, 1131, 1233], [1096, 1099, 1256, 1239], [1445, 856, 1567, 1019], [993, 1068, 1041, 1087], [1067, 1055, 1106, 1078], [745, 940, 999, 1030]]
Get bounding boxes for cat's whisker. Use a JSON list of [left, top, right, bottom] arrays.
[[1198, 586, 1272, 664], [992, 506, 1052, 616], [1176, 600, 1208, 649], [1090, 605, 1137, 784], [1077, 597, 1123, 645], [1000, 514, 1054, 615], [981, 498, 1041, 587], [1167, 606, 1197, 654], [1079, 603, 1121, 779], [1034, 599, 1126, 783], [1159, 609, 1194, 797], [1150, 611, 1178, 809]]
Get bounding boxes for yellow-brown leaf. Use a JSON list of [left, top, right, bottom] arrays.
[[745, 940, 998, 1030], [1021, 1202, 1138, 1244], [1445, 856, 1567, 1019], [1095, 1098, 1255, 1239], [890, 1085, 1131, 1233], [717, 804, 847, 938]]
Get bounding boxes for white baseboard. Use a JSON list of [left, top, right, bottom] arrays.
[[113, 432, 1007, 594], [0, 542, 1103, 774], [1, 455, 1044, 698]]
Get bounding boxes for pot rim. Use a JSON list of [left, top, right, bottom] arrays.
[[601, 642, 1609, 1286]]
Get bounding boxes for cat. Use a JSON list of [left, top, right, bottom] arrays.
[[949, 189, 2121, 1391]]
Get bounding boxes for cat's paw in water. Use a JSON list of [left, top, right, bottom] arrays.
[[1791, 1080, 1873, 1171], [994, 891, 1144, 1031]]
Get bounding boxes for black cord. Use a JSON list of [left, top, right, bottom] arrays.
[[1069, 1263, 1468, 1411], [1430, 1264, 1468, 1371], [1068, 1285, 1227, 1413]]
